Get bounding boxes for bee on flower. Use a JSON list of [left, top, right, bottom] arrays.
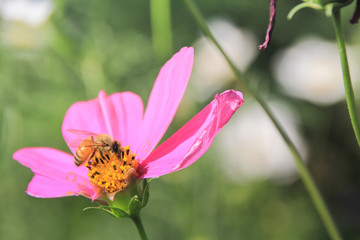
[[13, 47, 244, 205]]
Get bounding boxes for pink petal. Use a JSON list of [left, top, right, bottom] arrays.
[[139, 90, 244, 178], [62, 91, 144, 153], [13, 147, 101, 199], [134, 47, 194, 161], [26, 175, 89, 198]]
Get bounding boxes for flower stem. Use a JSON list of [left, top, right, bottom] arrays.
[[332, 9, 360, 146], [130, 214, 148, 240], [150, 0, 173, 61], [183, 0, 343, 239]]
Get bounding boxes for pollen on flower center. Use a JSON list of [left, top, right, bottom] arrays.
[[84, 146, 139, 193]]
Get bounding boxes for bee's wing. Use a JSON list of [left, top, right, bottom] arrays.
[[66, 129, 99, 137], [66, 129, 99, 148], [68, 139, 86, 148]]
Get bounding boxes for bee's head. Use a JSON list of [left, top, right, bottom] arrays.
[[111, 141, 121, 153]]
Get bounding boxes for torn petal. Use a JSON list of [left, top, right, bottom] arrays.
[[259, 0, 277, 50], [139, 90, 244, 178]]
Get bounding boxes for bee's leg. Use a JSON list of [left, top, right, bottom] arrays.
[[88, 149, 96, 161], [98, 149, 110, 163]]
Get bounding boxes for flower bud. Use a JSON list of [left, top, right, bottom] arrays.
[[83, 178, 151, 218]]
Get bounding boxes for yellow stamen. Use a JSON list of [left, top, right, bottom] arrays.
[[85, 146, 139, 193]]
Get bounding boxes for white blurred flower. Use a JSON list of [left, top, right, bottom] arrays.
[[191, 18, 258, 101], [216, 100, 307, 184], [272, 36, 360, 106], [0, 0, 53, 27]]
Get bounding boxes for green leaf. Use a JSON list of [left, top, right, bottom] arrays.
[[111, 208, 129, 218], [128, 196, 142, 216], [141, 178, 155, 207], [83, 206, 129, 218], [288, 2, 323, 20], [83, 206, 119, 218]]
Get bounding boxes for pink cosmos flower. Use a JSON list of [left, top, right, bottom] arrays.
[[13, 47, 244, 201]]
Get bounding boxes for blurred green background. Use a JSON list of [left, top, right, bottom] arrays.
[[1, 0, 360, 239]]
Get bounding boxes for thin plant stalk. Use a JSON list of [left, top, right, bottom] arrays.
[[130, 214, 148, 240], [150, 0, 173, 61], [183, 0, 343, 239], [332, 9, 360, 146]]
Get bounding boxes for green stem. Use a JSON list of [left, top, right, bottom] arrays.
[[150, 0, 173, 61], [183, 0, 343, 239], [130, 214, 148, 240], [332, 9, 360, 146]]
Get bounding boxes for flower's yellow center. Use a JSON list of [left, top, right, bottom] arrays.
[[84, 146, 139, 193]]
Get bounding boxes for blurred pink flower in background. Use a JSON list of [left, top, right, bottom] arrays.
[[13, 47, 244, 201]]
